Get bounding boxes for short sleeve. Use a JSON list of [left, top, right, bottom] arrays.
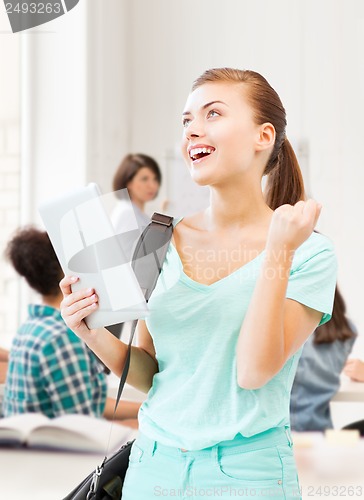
[[286, 233, 337, 326]]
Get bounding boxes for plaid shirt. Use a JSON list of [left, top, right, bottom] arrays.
[[2, 305, 107, 418]]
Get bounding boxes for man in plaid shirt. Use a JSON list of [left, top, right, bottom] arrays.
[[2, 227, 140, 424], [2, 304, 107, 417]]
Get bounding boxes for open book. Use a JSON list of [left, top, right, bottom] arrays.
[[0, 413, 138, 453]]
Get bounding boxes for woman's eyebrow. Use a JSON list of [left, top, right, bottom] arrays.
[[182, 100, 229, 116]]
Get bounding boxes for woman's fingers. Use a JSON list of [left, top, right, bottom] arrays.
[[65, 293, 98, 316], [61, 285, 95, 308], [300, 199, 321, 226], [269, 199, 323, 252], [293, 200, 305, 213], [314, 204, 322, 227], [59, 275, 79, 297], [63, 302, 98, 327], [59, 275, 99, 337]]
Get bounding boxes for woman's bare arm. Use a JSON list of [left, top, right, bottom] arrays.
[[237, 250, 321, 389], [0, 348, 9, 362], [103, 398, 141, 420], [59, 276, 158, 393], [237, 200, 323, 389]]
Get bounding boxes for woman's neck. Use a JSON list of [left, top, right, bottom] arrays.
[[205, 179, 273, 231], [131, 199, 145, 212]]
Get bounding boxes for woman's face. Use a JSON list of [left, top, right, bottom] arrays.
[[181, 82, 265, 187], [127, 166, 160, 203]]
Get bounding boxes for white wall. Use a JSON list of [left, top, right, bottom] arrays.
[[1, 1, 96, 344], [301, 1, 364, 353], [85, 0, 132, 195], [21, 2, 88, 225], [0, 9, 20, 346]]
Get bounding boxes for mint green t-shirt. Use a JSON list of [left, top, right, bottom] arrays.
[[139, 219, 337, 450]]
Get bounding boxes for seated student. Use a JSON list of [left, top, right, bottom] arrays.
[[2, 227, 140, 427], [290, 286, 357, 431]]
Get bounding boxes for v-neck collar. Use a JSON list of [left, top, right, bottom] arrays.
[[170, 217, 265, 291]]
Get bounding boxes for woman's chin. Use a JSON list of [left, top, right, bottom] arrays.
[[190, 170, 214, 187], [142, 194, 157, 203]]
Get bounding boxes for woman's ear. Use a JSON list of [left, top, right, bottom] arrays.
[[255, 123, 275, 152]]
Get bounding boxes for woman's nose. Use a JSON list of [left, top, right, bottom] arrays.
[[185, 119, 204, 140]]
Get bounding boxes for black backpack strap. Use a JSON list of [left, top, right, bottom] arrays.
[[113, 212, 174, 412]]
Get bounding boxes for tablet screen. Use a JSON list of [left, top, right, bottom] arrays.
[[39, 183, 149, 329]]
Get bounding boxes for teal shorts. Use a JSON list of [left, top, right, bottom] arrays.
[[121, 426, 302, 499]]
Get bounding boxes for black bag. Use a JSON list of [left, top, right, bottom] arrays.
[[63, 440, 133, 500], [63, 213, 174, 500]]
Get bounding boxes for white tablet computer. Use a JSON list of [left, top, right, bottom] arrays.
[[39, 183, 149, 329]]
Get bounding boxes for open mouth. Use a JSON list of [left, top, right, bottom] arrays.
[[189, 146, 215, 162]]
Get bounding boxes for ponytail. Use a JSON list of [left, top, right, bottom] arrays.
[[264, 137, 305, 211]]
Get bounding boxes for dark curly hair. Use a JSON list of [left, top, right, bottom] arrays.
[[5, 227, 63, 297]]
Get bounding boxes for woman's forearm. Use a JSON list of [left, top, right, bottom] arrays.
[[59, 276, 158, 392], [0, 362, 8, 383], [236, 200, 324, 389], [85, 327, 158, 393], [0, 347, 9, 361], [237, 247, 294, 389], [103, 397, 141, 420]]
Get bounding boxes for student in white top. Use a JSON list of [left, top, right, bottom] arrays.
[[111, 153, 162, 237]]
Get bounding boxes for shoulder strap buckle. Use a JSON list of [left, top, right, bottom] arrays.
[[151, 212, 174, 227]]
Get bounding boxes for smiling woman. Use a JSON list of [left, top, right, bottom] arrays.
[[59, 67, 336, 499]]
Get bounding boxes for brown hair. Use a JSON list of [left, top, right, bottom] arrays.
[[314, 286, 356, 344], [5, 227, 63, 297], [112, 153, 162, 199], [192, 68, 305, 209]]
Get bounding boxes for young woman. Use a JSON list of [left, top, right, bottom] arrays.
[[2, 227, 140, 427], [290, 286, 357, 431], [60, 68, 337, 499], [111, 153, 162, 235]]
